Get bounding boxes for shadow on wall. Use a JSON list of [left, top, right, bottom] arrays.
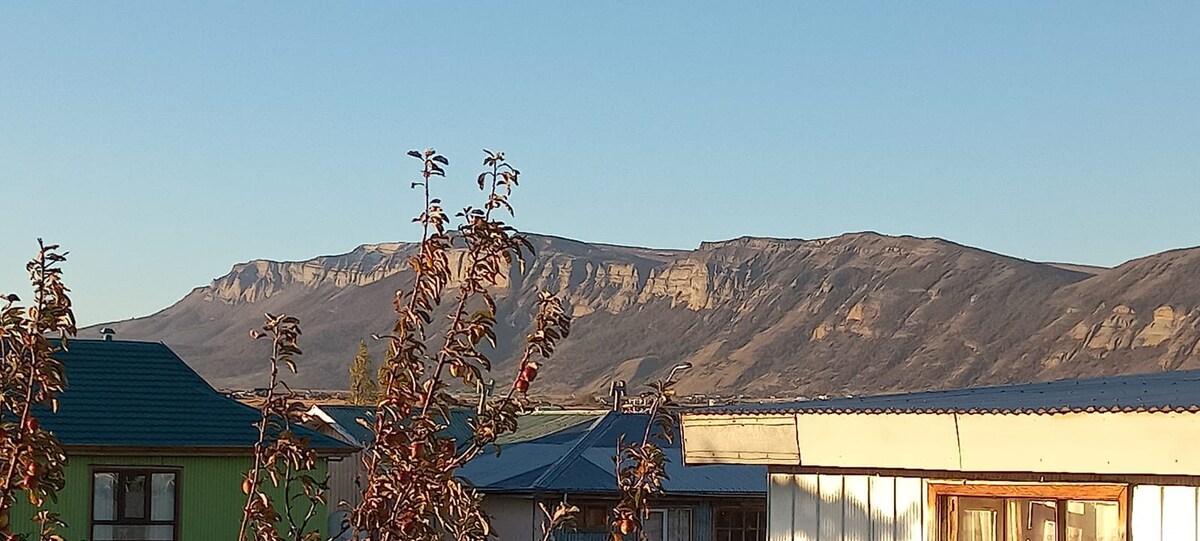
[[770, 473, 927, 541]]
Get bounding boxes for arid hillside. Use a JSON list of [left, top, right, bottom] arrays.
[[88, 233, 1200, 401]]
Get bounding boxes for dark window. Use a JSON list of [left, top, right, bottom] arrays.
[[714, 506, 765, 541], [579, 504, 609, 529], [92, 469, 178, 541]]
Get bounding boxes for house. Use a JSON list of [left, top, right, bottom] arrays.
[[9, 339, 355, 541], [458, 409, 767, 541], [680, 370, 1200, 541], [306, 404, 478, 516], [308, 406, 769, 541]]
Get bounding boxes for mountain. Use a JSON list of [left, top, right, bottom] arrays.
[[87, 233, 1200, 401]]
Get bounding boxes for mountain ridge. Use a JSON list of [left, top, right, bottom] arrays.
[[87, 232, 1200, 401]]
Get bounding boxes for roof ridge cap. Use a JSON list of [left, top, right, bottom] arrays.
[[529, 412, 617, 490]]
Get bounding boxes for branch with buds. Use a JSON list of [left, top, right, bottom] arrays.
[[238, 314, 327, 541], [611, 374, 685, 540], [0, 240, 73, 540], [349, 149, 572, 541]]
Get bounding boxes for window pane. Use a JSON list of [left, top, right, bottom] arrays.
[[1007, 499, 1057, 541], [151, 473, 176, 521], [1066, 500, 1121, 541], [123, 474, 147, 519], [669, 508, 692, 541], [92, 524, 174, 540], [960, 509, 999, 541], [956, 497, 1002, 541], [644, 510, 665, 541], [93, 472, 117, 521]]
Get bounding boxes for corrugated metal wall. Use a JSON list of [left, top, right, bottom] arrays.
[[1132, 484, 1200, 541], [695, 502, 713, 541], [767, 473, 926, 541], [9, 455, 330, 541], [327, 451, 363, 513], [557, 532, 612, 541]]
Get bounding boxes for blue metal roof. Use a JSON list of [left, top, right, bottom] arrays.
[[699, 369, 1200, 415], [316, 405, 376, 446], [35, 339, 352, 453], [311, 406, 586, 450], [458, 412, 766, 497]]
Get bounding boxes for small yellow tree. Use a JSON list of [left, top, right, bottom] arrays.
[[348, 341, 379, 406]]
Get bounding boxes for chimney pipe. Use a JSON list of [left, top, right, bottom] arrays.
[[100, 328, 116, 342], [609, 380, 626, 412]]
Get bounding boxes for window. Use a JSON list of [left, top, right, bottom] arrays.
[[92, 469, 179, 541], [576, 504, 608, 529], [714, 506, 766, 541], [567, 503, 692, 540], [931, 484, 1127, 541], [643, 509, 693, 541]]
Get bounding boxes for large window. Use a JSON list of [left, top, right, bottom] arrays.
[[714, 506, 766, 541], [568, 503, 693, 540], [92, 469, 179, 541], [643, 508, 693, 541], [932, 483, 1126, 541]]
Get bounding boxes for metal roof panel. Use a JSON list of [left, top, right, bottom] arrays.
[[697, 369, 1200, 415]]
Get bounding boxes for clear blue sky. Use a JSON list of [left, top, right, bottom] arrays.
[[2, 2, 1199, 327]]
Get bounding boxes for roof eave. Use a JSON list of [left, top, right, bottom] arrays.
[[64, 444, 357, 458]]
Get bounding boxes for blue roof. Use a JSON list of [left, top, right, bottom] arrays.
[[699, 369, 1200, 415], [458, 412, 766, 497], [36, 339, 352, 453], [312, 406, 497, 450], [315, 405, 376, 446]]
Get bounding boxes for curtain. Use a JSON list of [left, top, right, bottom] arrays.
[[961, 509, 999, 541]]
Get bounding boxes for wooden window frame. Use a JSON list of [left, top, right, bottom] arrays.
[[89, 467, 183, 541], [928, 482, 1129, 541]]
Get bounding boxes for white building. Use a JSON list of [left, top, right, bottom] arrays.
[[680, 370, 1200, 541]]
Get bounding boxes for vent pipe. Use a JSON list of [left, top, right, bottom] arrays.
[[100, 328, 116, 341], [609, 380, 626, 412]]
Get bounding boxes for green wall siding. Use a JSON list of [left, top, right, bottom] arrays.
[[10, 455, 330, 541]]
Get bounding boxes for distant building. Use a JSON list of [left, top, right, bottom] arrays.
[[681, 370, 1200, 541], [309, 406, 768, 541], [8, 340, 354, 540], [459, 409, 767, 541]]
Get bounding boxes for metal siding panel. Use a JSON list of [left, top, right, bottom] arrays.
[[328, 451, 364, 512], [869, 476, 896, 541], [794, 474, 820, 541], [843, 476, 870, 541], [1132, 485, 1164, 541], [558, 533, 612, 541], [893, 477, 923, 541], [1161, 486, 1197, 541], [769, 473, 795, 541], [818, 474, 844, 541], [696, 503, 713, 541]]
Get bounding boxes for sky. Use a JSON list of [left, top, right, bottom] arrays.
[[2, 2, 1199, 327]]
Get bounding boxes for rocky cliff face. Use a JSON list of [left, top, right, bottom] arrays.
[[206, 242, 415, 304], [89, 233, 1200, 400]]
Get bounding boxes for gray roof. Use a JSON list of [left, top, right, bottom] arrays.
[[697, 369, 1200, 415]]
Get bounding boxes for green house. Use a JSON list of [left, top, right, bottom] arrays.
[[10, 339, 355, 541]]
